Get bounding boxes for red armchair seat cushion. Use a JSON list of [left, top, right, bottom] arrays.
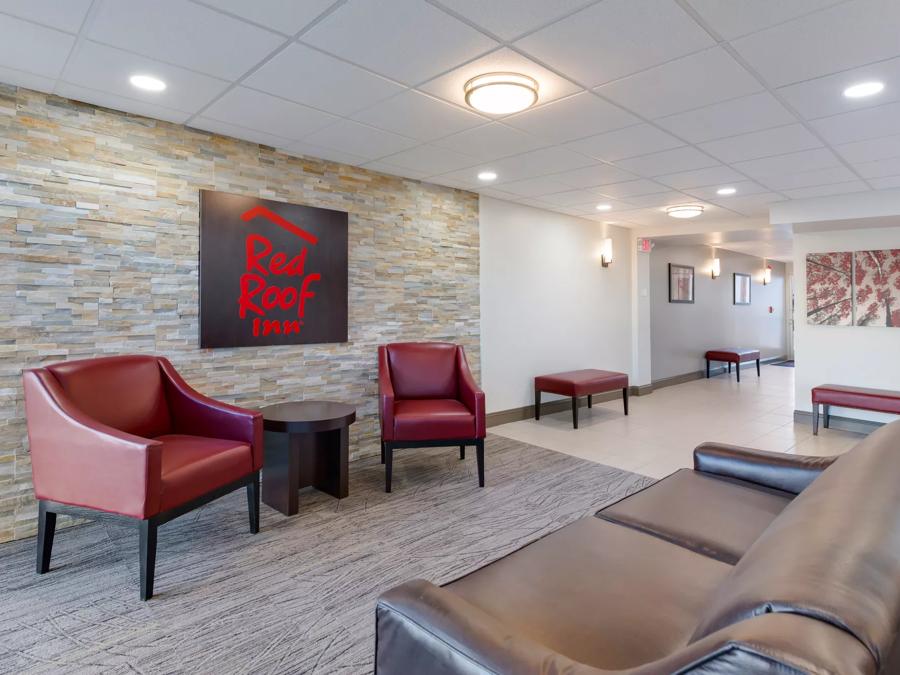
[[812, 385, 900, 415], [534, 369, 628, 398], [157, 434, 253, 512], [393, 400, 475, 441], [705, 349, 760, 363]]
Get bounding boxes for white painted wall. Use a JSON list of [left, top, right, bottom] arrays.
[[479, 196, 632, 413], [794, 226, 900, 422]]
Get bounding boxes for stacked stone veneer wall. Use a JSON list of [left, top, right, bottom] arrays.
[[0, 86, 480, 542]]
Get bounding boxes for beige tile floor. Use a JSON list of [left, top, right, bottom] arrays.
[[491, 365, 865, 479]]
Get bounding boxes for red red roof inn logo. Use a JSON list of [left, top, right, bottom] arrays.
[[199, 190, 348, 348]]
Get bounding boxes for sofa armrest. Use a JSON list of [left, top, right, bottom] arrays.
[[378, 346, 396, 441], [376, 580, 605, 675], [23, 369, 163, 518], [159, 358, 263, 471], [693, 442, 837, 494], [456, 347, 485, 438]]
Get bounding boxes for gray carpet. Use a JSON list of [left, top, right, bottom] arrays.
[[0, 435, 652, 674]]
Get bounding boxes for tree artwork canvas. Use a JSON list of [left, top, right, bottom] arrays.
[[855, 249, 900, 327], [806, 252, 853, 326]]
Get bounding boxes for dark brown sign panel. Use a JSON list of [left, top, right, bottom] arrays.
[[199, 190, 348, 348]]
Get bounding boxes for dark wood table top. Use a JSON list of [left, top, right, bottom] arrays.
[[260, 401, 356, 433]]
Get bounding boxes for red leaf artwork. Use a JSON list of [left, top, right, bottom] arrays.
[[806, 252, 852, 326], [854, 249, 900, 327]]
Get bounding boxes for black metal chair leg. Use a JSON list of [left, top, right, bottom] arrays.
[[36, 501, 56, 574], [572, 397, 579, 429], [139, 520, 158, 601], [476, 439, 485, 488], [247, 471, 260, 534], [622, 388, 629, 416], [385, 443, 393, 493], [459, 445, 465, 460]]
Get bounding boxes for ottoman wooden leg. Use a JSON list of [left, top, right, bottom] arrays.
[[813, 404, 819, 435], [736, 361, 741, 382], [728, 362, 732, 374], [535, 388, 541, 420], [756, 359, 761, 377], [823, 404, 830, 429], [622, 388, 629, 416], [706, 360, 710, 378], [587, 394, 593, 408], [572, 397, 579, 429]]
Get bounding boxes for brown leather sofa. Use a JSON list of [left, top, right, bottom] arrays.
[[375, 420, 900, 674]]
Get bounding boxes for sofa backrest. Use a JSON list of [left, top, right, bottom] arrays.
[[46, 355, 171, 438], [385, 342, 460, 400], [691, 420, 900, 668]]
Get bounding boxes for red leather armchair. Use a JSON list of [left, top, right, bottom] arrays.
[[23, 355, 263, 600], [378, 343, 485, 493]]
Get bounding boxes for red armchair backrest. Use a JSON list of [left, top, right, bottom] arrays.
[[45, 355, 171, 438], [384, 342, 460, 400]]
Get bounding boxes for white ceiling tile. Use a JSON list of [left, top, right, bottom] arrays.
[[243, 43, 404, 116], [759, 165, 859, 191], [596, 47, 763, 119], [351, 90, 484, 141], [682, 180, 770, 201], [622, 190, 694, 208], [430, 0, 594, 40], [732, 147, 842, 180], [361, 160, 431, 180], [55, 82, 191, 124], [477, 186, 523, 201], [810, 101, 900, 145], [564, 124, 685, 162], [719, 192, 784, 217], [492, 176, 577, 197], [300, 119, 419, 160], [656, 165, 747, 190], [834, 135, 900, 164], [377, 143, 477, 175], [485, 146, 594, 182], [203, 86, 339, 141], [190, 116, 294, 148], [852, 156, 900, 179], [87, 0, 284, 80], [515, 0, 714, 87], [731, 0, 900, 87], [549, 164, 637, 189], [655, 92, 796, 143], [418, 47, 581, 111], [62, 41, 229, 114], [430, 123, 548, 161], [615, 146, 718, 177], [538, 189, 609, 207], [0, 0, 92, 33], [777, 55, 900, 120], [698, 123, 823, 164], [300, 0, 497, 85], [869, 175, 900, 189], [782, 180, 870, 199], [197, 0, 336, 34], [503, 92, 638, 143], [0, 65, 56, 93], [596, 179, 669, 199], [281, 140, 370, 166], [685, 0, 843, 40], [0, 13, 73, 78]]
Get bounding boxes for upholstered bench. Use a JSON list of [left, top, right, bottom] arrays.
[[705, 348, 760, 382], [812, 384, 900, 435], [534, 369, 628, 429]]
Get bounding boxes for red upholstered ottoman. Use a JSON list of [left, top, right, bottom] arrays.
[[534, 369, 629, 429], [705, 348, 760, 382]]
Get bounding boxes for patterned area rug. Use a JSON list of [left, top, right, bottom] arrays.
[[0, 435, 652, 674]]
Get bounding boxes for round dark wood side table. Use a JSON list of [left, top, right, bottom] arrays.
[[259, 401, 356, 516]]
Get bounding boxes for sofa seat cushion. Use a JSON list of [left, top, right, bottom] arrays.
[[445, 517, 731, 670], [598, 469, 793, 564], [392, 399, 474, 441], [157, 434, 253, 512]]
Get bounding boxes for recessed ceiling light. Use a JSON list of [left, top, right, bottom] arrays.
[[464, 72, 538, 115], [595, 203, 612, 211], [667, 204, 704, 219], [477, 170, 497, 181], [716, 187, 737, 196], [843, 81, 884, 99], [129, 74, 166, 92]]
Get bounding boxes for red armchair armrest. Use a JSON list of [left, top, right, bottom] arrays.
[[159, 358, 263, 471], [24, 369, 163, 519], [456, 347, 485, 438], [378, 346, 396, 441]]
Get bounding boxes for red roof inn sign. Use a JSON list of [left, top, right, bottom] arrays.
[[199, 190, 348, 348]]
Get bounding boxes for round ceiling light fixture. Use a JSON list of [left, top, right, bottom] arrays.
[[129, 74, 166, 92], [464, 72, 538, 115], [595, 203, 612, 211], [843, 81, 884, 99], [477, 170, 497, 181], [667, 204, 704, 219], [716, 186, 736, 196]]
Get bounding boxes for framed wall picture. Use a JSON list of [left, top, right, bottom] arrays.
[[734, 272, 751, 305], [668, 263, 695, 303]]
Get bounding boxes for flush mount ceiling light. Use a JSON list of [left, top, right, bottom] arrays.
[[595, 203, 612, 211], [129, 74, 166, 92], [716, 186, 736, 196], [843, 81, 884, 98], [464, 72, 538, 115], [667, 204, 704, 219], [477, 170, 497, 181]]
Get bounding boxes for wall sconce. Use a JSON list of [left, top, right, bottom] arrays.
[[711, 257, 721, 279], [600, 238, 613, 267], [763, 264, 772, 285]]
